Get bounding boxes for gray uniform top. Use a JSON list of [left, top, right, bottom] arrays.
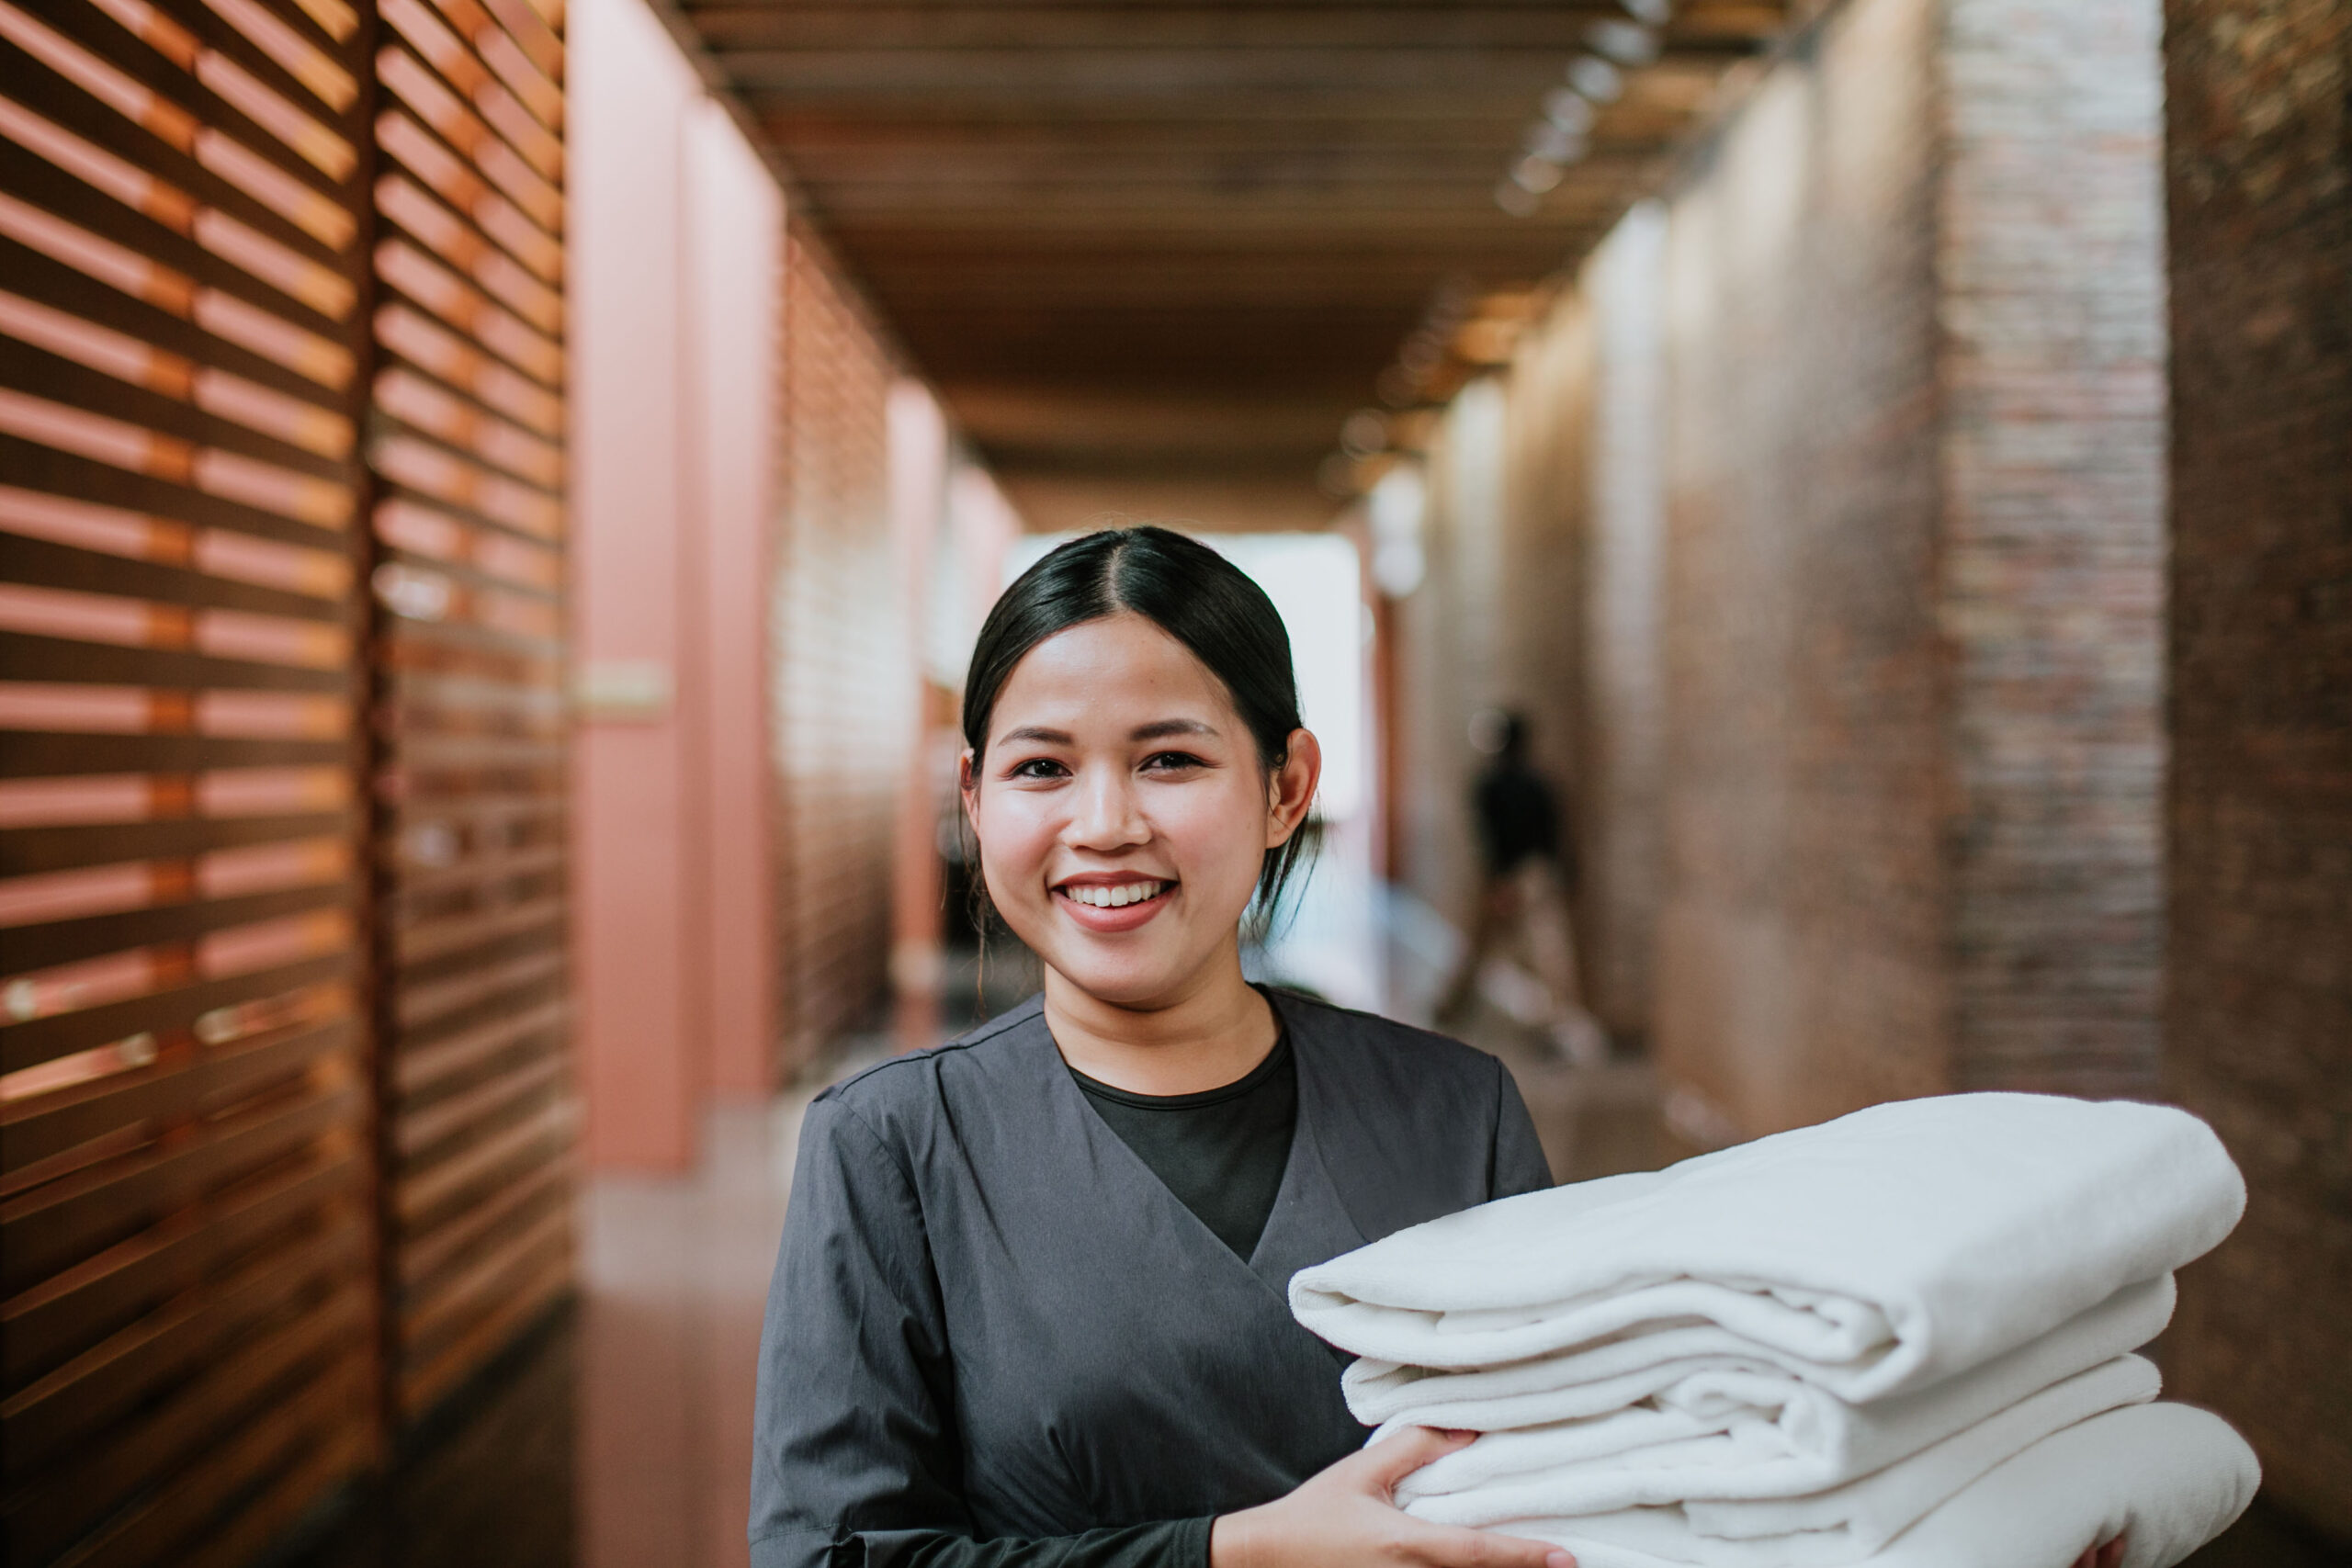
[[749, 988, 1555, 1568]]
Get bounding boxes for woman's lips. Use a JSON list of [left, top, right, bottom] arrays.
[[1053, 880, 1174, 933]]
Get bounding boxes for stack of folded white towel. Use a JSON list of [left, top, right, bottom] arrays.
[[1291, 1093, 2261, 1568]]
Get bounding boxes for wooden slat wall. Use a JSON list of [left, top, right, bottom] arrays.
[[364, 0, 571, 1423], [774, 229, 902, 1070], [0, 0, 380, 1561]]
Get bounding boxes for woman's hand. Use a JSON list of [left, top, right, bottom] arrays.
[[2070, 1535, 2127, 1568], [1211, 1427, 1576, 1568]]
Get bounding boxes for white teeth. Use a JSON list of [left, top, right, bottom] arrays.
[[1066, 881, 1163, 908]]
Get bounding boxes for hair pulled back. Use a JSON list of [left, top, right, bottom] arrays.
[[962, 525, 1317, 931]]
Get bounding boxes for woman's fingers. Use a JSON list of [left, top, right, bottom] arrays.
[[1354, 1426, 1478, 1494], [2069, 1533, 2128, 1568], [1403, 1520, 1574, 1568]]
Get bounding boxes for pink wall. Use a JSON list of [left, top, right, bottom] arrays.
[[685, 105, 782, 1100], [571, 0, 779, 1170]]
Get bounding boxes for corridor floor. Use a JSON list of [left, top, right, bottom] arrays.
[[277, 1047, 2337, 1568]]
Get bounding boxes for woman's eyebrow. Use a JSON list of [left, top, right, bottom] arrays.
[[999, 725, 1073, 746], [1131, 718, 1217, 741]]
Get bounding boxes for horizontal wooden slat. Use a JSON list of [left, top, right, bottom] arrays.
[[181, 1415, 371, 1568], [397, 1196, 564, 1347], [390, 893, 560, 968], [394, 1146, 563, 1287], [2, 1015, 356, 1175], [3, 1283, 366, 1560], [392, 1049, 561, 1156], [391, 1092, 570, 1222], [0, 810, 356, 878], [0, 234, 353, 411], [41, 1348, 368, 1568], [0, 628, 354, 693], [0, 37, 353, 289], [0, 337, 350, 479], [0, 525, 354, 623], [0, 429, 354, 549], [2, 879, 355, 976], [384, 841, 565, 907], [394, 1245, 562, 1419], [1, 950, 356, 1075], [0, 730, 352, 780], [390, 942, 562, 1028], [2, 1074, 363, 1294], [390, 996, 564, 1095], [2, 1138, 359, 1383], [1, 1207, 363, 1478]]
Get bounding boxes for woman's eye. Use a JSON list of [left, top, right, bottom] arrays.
[[1008, 758, 1068, 780], [1142, 751, 1206, 773]]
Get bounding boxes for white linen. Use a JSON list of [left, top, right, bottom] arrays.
[[1401, 1355, 2159, 1545], [1508, 1402, 2258, 1568], [1385, 1277, 2175, 1506], [1293, 1094, 2242, 1401]]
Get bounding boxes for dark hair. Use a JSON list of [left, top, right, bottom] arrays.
[[962, 525, 1318, 938]]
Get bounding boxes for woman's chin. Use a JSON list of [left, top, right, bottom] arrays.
[[1031, 932, 1205, 1012]]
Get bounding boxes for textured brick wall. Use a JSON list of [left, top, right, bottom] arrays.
[[1656, 0, 1955, 1136], [773, 231, 909, 1070], [1645, 0, 2168, 1140], [1498, 291, 1598, 968], [1939, 0, 2170, 1096], [1579, 209, 1671, 1045], [2160, 0, 2352, 1536], [1396, 378, 1512, 932]]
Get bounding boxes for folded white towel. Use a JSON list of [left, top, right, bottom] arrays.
[[1294, 1094, 2241, 1401], [1385, 1278, 2174, 1507], [1507, 1402, 2258, 1568], [1399, 1354, 2159, 1545]]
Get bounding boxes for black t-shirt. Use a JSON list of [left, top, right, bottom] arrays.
[[1069, 1030, 1298, 1259]]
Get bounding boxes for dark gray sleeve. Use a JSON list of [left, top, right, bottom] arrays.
[[869, 1520, 1213, 1568], [752, 1093, 967, 1568], [1489, 1060, 1555, 1198], [749, 1095, 1216, 1568]]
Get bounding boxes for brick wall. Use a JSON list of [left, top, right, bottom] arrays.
[[1396, 378, 1512, 932], [1938, 0, 2171, 1095], [1656, 0, 1957, 1135], [2160, 0, 2352, 1536], [773, 231, 909, 1070], [1579, 208, 1671, 1045], [1642, 0, 2169, 1138]]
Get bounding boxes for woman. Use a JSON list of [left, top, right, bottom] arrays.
[[748, 527, 2126, 1568], [750, 527, 1566, 1568]]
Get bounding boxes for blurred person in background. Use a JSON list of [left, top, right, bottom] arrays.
[[1435, 711, 1607, 1066]]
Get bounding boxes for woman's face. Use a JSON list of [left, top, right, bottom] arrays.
[[963, 612, 1318, 1011]]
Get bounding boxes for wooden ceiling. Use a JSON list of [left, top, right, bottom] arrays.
[[663, 0, 1797, 529]]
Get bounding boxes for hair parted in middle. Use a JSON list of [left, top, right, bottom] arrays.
[[960, 525, 1320, 940]]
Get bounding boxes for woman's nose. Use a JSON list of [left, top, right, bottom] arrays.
[[1065, 766, 1148, 850]]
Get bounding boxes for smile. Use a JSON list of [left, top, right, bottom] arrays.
[[1057, 880, 1170, 908]]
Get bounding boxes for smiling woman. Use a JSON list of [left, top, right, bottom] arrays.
[[749, 527, 1569, 1568]]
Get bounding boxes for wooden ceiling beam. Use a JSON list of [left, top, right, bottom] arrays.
[[680, 6, 1780, 52], [774, 136, 1683, 179], [720, 49, 1613, 99]]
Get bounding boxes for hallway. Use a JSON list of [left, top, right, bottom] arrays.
[[2, 0, 2346, 1563]]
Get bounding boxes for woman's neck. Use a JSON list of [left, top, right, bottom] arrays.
[[1043, 943, 1278, 1096]]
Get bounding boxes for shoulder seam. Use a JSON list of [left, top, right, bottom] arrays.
[[818, 996, 1041, 1099], [1272, 986, 1481, 1053]]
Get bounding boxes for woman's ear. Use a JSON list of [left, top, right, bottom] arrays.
[[1265, 728, 1322, 847], [958, 749, 982, 837]]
